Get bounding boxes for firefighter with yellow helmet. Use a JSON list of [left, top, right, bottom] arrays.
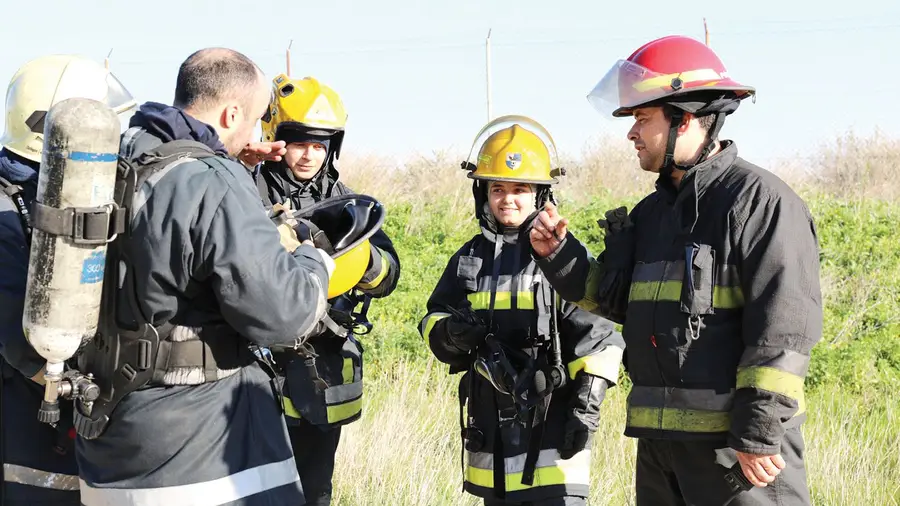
[[0, 54, 136, 505], [419, 116, 624, 505], [254, 74, 400, 506]]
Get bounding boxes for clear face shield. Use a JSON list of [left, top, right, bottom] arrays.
[[586, 59, 732, 118], [50, 63, 138, 133], [464, 114, 559, 166], [462, 114, 561, 170]]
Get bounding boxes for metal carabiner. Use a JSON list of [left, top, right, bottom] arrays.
[[687, 314, 703, 341]]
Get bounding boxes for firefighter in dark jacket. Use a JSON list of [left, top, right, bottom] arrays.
[[74, 49, 333, 506], [256, 74, 400, 506], [420, 116, 625, 506], [0, 54, 138, 505], [530, 35, 821, 506]]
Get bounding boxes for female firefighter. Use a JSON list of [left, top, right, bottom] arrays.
[[419, 116, 625, 505], [255, 74, 401, 506]]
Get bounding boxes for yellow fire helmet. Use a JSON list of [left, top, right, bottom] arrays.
[[261, 73, 348, 160], [461, 115, 565, 185], [281, 194, 385, 299], [2, 54, 137, 163]]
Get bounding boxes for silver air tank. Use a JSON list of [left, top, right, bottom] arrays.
[[22, 97, 120, 424]]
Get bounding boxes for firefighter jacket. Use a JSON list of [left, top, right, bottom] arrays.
[[75, 102, 331, 505], [536, 141, 822, 456], [420, 221, 624, 503], [256, 161, 400, 428], [0, 149, 81, 503]]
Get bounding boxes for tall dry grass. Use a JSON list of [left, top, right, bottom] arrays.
[[333, 359, 900, 506]]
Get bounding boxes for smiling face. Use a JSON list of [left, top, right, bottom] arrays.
[[487, 180, 537, 227]]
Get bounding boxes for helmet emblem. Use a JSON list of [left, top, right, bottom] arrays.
[[505, 152, 522, 170]]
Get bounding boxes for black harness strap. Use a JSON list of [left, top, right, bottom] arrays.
[[0, 175, 33, 247]]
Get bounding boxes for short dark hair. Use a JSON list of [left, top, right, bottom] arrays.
[[662, 105, 721, 139], [174, 48, 262, 111], [697, 114, 716, 132]]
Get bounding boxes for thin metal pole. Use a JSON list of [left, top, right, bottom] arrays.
[[486, 28, 493, 121]]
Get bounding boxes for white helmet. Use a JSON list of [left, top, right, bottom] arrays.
[[1, 54, 137, 163]]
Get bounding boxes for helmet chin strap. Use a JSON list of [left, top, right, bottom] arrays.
[[661, 109, 728, 177]]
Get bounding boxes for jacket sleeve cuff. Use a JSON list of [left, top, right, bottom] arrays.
[[534, 233, 590, 303], [727, 434, 783, 456], [566, 344, 624, 385]]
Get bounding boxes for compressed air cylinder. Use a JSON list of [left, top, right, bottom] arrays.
[[22, 97, 121, 367]]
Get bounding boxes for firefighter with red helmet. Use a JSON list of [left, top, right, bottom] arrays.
[[530, 35, 821, 505]]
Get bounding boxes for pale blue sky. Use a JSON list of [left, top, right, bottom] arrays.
[[1, 0, 898, 167]]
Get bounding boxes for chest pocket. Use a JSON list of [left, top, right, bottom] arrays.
[[680, 243, 716, 317], [457, 255, 482, 292]]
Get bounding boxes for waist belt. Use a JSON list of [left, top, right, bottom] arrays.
[[152, 326, 255, 386], [74, 323, 255, 440]]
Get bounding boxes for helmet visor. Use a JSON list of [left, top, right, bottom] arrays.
[[103, 71, 137, 115], [587, 59, 734, 117], [53, 65, 137, 115], [464, 114, 559, 169]]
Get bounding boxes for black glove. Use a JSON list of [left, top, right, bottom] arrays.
[[428, 300, 488, 365], [560, 373, 609, 459], [596, 206, 635, 271], [442, 300, 488, 354]]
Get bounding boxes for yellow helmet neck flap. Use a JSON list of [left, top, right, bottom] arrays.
[[282, 194, 385, 299]]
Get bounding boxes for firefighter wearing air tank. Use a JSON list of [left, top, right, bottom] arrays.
[[256, 74, 400, 506], [419, 116, 624, 505], [0, 54, 137, 506], [530, 35, 821, 505]]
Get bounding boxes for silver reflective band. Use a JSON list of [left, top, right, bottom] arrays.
[[79, 457, 299, 506], [467, 448, 591, 473], [3, 463, 79, 490]]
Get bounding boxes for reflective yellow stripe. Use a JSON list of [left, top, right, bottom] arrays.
[[627, 406, 730, 433], [342, 357, 354, 384], [357, 248, 390, 290], [420, 312, 450, 340], [466, 466, 589, 492], [714, 285, 745, 309], [628, 280, 681, 303], [628, 280, 744, 308], [575, 259, 606, 312], [465, 449, 590, 491], [327, 397, 362, 424], [283, 395, 302, 419], [282, 394, 363, 423], [633, 68, 724, 92], [566, 345, 624, 382], [467, 291, 534, 310], [737, 366, 805, 405]]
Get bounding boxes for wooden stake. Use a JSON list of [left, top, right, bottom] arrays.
[[286, 40, 293, 77], [703, 18, 710, 46]]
